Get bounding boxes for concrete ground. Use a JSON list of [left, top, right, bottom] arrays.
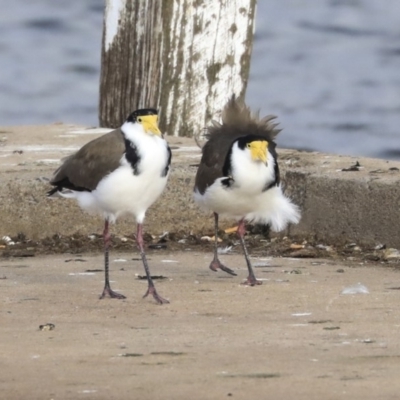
[[0, 123, 400, 399], [1, 250, 400, 400]]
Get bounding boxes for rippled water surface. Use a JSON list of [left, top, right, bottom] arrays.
[[1, 0, 399, 159]]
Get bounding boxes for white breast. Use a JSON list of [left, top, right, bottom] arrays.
[[194, 142, 300, 231], [73, 132, 170, 224]]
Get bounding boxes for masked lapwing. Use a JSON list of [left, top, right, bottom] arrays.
[[194, 98, 300, 285], [48, 109, 171, 304]]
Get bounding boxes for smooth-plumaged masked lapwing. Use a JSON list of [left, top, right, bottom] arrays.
[[194, 98, 300, 285], [48, 109, 171, 304]]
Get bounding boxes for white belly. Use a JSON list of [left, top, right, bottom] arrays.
[[194, 182, 300, 232], [72, 166, 168, 223], [71, 135, 169, 223]]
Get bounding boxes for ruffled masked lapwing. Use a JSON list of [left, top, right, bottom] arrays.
[[48, 109, 171, 304], [194, 98, 300, 285]]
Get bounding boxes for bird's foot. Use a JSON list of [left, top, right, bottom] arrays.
[[241, 276, 263, 286], [209, 259, 237, 276], [99, 285, 126, 299], [143, 286, 169, 305]]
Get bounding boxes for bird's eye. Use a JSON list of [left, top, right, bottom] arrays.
[[138, 118, 142, 122], [246, 143, 251, 148]]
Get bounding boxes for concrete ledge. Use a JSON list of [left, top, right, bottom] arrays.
[[283, 153, 400, 247], [0, 124, 399, 247]]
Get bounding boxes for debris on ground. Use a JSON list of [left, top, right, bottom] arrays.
[[0, 229, 398, 267]]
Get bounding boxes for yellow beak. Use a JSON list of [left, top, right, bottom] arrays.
[[140, 115, 162, 136], [248, 140, 268, 163]]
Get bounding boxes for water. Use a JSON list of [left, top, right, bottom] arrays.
[[248, 1, 400, 160], [0, 0, 103, 126], [0, 0, 399, 160]]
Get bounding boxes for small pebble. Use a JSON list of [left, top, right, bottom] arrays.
[[39, 323, 55, 331]]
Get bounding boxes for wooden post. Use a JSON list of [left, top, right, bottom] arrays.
[[99, 0, 163, 127], [99, 0, 256, 137]]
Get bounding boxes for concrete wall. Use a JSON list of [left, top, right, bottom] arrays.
[[0, 124, 399, 247]]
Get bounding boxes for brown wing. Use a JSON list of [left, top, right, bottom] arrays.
[[194, 135, 235, 195], [50, 129, 125, 192]]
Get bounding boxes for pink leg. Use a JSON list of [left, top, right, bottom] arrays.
[[136, 223, 169, 304], [99, 219, 126, 299], [209, 213, 237, 276], [237, 219, 262, 286]]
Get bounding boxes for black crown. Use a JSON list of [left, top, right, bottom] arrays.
[[127, 108, 158, 123]]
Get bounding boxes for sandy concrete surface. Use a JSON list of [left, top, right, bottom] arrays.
[[2, 250, 400, 400], [1, 123, 400, 399]]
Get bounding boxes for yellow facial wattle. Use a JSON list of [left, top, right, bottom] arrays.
[[139, 115, 162, 136], [248, 140, 268, 163]]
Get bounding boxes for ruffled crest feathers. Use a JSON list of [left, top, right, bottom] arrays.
[[206, 96, 281, 142]]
